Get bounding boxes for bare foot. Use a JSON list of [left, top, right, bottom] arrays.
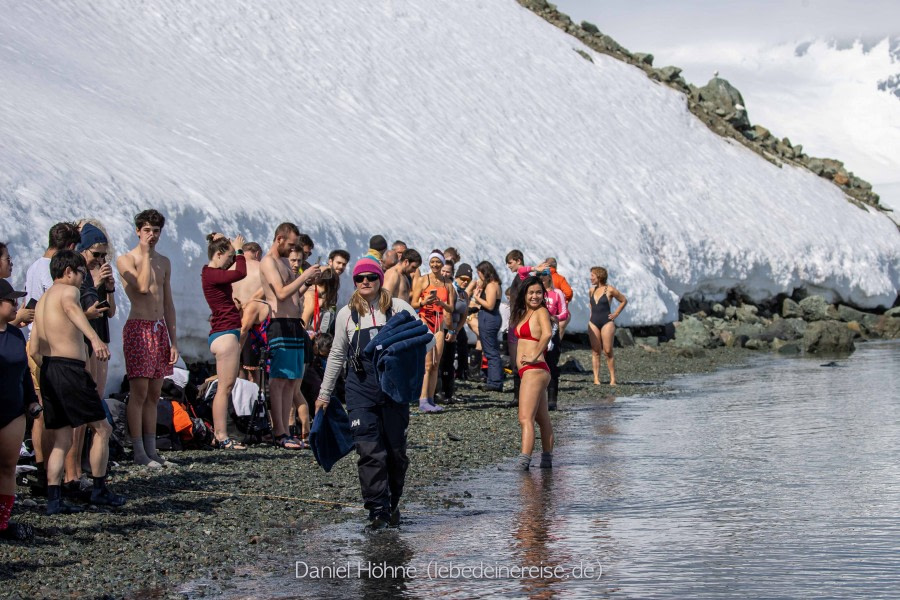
[[593, 380, 601, 385], [609, 381, 617, 387]]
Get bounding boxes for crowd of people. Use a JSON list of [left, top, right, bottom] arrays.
[[0, 210, 627, 536]]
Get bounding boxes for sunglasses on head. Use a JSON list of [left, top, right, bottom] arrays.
[[353, 273, 380, 283]]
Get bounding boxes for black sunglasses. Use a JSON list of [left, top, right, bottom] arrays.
[[353, 273, 380, 283], [89, 251, 107, 259]]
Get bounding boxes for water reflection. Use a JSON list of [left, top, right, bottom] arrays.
[[185, 342, 900, 599], [513, 473, 560, 598]]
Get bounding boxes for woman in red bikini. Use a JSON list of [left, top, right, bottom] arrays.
[[411, 250, 456, 412], [509, 276, 554, 470]]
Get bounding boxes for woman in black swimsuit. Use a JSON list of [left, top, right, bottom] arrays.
[[589, 267, 627, 386]]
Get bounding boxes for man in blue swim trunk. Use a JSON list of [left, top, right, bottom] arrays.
[[260, 223, 321, 450]]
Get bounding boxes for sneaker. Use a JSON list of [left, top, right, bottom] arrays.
[[90, 487, 127, 507]]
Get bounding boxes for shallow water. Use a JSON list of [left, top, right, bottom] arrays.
[[185, 342, 900, 599]]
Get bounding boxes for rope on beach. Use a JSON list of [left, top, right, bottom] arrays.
[[127, 482, 359, 509]]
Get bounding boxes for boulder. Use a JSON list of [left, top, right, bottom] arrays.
[[580, 20, 600, 34], [870, 315, 900, 339], [744, 339, 769, 351], [520, 0, 550, 10], [833, 172, 850, 186], [719, 330, 735, 347], [725, 306, 737, 319], [806, 158, 825, 175], [799, 295, 838, 321], [885, 307, 900, 318], [735, 304, 761, 324], [711, 303, 725, 316], [837, 305, 877, 328], [821, 159, 844, 178], [633, 52, 654, 66], [672, 316, 717, 348], [802, 321, 856, 354], [635, 336, 658, 347], [697, 77, 751, 130], [757, 318, 806, 342], [772, 338, 801, 354], [782, 298, 803, 318], [615, 328, 635, 347]]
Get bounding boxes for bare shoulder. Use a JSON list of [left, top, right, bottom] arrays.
[[116, 252, 136, 269]]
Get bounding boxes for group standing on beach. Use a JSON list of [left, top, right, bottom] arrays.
[[0, 211, 627, 537]]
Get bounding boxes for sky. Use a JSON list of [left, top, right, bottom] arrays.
[[552, 0, 900, 200]]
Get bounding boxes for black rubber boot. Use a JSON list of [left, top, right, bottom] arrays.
[[547, 381, 558, 411], [46, 485, 84, 515]]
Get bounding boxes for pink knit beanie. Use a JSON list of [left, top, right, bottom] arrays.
[[352, 257, 384, 285]]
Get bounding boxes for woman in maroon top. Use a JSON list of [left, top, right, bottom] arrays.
[[202, 233, 247, 449]]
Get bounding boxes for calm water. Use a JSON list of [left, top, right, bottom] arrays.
[[185, 342, 900, 599]]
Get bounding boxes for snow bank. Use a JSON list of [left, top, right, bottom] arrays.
[[1, 0, 898, 373]]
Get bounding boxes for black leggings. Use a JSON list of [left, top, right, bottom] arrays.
[[440, 340, 457, 399]]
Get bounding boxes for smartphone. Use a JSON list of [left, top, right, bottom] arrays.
[[25, 298, 37, 310], [96, 300, 110, 310], [315, 255, 322, 266]]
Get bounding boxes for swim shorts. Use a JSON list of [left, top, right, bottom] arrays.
[[268, 318, 305, 380], [123, 319, 173, 380], [39, 357, 107, 429]]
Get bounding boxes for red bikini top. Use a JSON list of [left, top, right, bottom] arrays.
[[515, 316, 539, 342]]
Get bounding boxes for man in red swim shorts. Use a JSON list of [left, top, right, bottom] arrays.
[[117, 209, 179, 468]]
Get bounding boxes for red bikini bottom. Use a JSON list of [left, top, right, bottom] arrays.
[[518, 362, 550, 378]]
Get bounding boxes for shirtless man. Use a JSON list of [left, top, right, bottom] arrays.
[[383, 248, 421, 303], [260, 223, 320, 449], [233, 242, 266, 382], [29, 250, 125, 514], [232, 241, 264, 309], [116, 209, 178, 468], [382, 250, 398, 271]]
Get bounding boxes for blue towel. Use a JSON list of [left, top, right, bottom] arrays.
[[375, 330, 433, 404], [363, 312, 432, 404], [309, 398, 354, 472]]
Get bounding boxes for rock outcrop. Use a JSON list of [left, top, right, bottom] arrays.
[[515, 0, 885, 210]]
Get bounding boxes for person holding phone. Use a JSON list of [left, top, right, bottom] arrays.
[[62, 222, 114, 494], [0, 277, 40, 539], [411, 250, 455, 413]]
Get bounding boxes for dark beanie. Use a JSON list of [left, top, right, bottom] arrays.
[[368, 235, 388, 253], [77, 224, 108, 251], [456, 263, 473, 279]]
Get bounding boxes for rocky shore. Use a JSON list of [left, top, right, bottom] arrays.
[[2, 342, 757, 599], [517, 0, 889, 211]]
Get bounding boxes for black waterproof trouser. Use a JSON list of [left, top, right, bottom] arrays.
[[345, 324, 410, 520]]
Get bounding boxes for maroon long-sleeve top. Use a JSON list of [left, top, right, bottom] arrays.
[[202, 255, 247, 335]]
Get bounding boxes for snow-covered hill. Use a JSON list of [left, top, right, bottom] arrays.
[[1, 0, 898, 367]]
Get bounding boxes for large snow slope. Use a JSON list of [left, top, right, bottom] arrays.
[[1, 0, 898, 361]]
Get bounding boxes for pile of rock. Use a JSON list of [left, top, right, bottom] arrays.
[[657, 295, 900, 356], [515, 0, 885, 210]]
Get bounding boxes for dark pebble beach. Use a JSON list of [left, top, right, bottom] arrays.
[[1, 344, 753, 599]]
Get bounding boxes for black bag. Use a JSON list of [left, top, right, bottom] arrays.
[[155, 398, 183, 451]]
